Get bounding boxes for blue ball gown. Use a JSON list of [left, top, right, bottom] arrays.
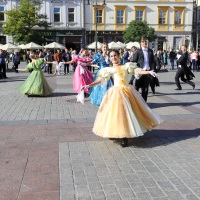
[[89, 52, 114, 106]]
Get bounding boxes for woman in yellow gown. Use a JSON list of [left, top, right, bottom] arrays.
[[82, 50, 162, 147]]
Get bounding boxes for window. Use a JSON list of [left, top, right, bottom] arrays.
[[134, 6, 146, 21], [96, 9, 102, 24], [54, 7, 60, 22], [136, 10, 143, 21], [0, 7, 4, 21], [159, 10, 166, 24], [114, 6, 126, 30], [117, 10, 124, 24], [175, 11, 181, 24], [68, 8, 74, 22], [92, 5, 105, 30], [174, 7, 185, 26]]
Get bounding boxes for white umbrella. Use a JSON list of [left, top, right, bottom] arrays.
[[117, 41, 126, 48], [44, 42, 66, 49], [87, 41, 102, 49], [126, 42, 140, 49], [18, 44, 26, 49], [108, 41, 122, 49], [24, 42, 43, 49], [1, 43, 21, 51]]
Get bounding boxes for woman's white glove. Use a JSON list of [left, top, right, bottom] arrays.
[[81, 85, 90, 91], [149, 70, 159, 78]]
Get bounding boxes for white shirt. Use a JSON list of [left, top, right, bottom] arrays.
[[142, 48, 150, 70]]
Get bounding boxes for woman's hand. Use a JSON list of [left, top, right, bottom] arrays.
[[81, 85, 90, 91], [149, 71, 159, 78]]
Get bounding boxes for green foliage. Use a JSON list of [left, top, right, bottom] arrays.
[[123, 20, 157, 43], [1, 0, 50, 44]]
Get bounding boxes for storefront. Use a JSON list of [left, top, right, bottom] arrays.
[[86, 31, 124, 45], [38, 29, 85, 51]]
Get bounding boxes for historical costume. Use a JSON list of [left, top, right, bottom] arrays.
[[73, 55, 93, 93], [175, 47, 195, 90], [92, 63, 162, 139], [19, 58, 52, 96], [89, 52, 114, 106]]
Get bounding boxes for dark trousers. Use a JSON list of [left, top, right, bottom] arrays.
[[175, 68, 194, 89], [0, 63, 7, 78], [64, 64, 69, 74], [73, 62, 77, 72], [129, 75, 135, 84], [14, 63, 19, 72], [135, 75, 150, 102], [150, 77, 159, 93], [47, 64, 52, 74]]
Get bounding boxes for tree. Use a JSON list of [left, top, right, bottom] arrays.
[[1, 0, 50, 44], [123, 20, 157, 43]]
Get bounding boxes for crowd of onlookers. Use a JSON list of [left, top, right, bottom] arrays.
[[0, 46, 200, 79]]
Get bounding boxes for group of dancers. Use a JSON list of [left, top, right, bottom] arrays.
[[20, 38, 197, 147]]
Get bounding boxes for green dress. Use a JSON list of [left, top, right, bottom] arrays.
[[19, 58, 53, 96]]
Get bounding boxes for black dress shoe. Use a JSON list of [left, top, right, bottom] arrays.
[[175, 88, 182, 90], [192, 83, 195, 90], [121, 138, 128, 147], [152, 89, 155, 94], [129, 81, 133, 85]]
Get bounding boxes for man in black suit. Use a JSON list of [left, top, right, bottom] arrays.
[[132, 38, 155, 102], [175, 45, 195, 90]]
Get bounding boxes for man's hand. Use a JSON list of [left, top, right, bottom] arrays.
[[149, 70, 159, 78]]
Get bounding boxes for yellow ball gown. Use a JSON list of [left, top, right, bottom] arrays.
[[92, 62, 162, 138]]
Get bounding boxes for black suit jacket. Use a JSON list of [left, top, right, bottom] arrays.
[[178, 51, 195, 79], [133, 48, 155, 70]]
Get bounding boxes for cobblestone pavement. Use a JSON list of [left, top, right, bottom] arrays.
[[0, 62, 200, 200]]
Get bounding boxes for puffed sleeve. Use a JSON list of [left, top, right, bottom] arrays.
[[25, 63, 33, 71], [92, 53, 100, 64], [73, 55, 79, 62], [125, 62, 142, 80], [98, 67, 113, 86]]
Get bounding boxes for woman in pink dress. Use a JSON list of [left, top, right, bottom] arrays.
[[66, 48, 93, 93]]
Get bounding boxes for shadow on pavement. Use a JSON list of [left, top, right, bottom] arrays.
[[148, 101, 200, 109], [126, 128, 200, 148]]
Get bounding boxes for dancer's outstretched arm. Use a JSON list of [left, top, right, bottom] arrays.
[[16, 69, 27, 71], [81, 77, 102, 90]]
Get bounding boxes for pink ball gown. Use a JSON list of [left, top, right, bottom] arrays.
[[73, 55, 93, 93]]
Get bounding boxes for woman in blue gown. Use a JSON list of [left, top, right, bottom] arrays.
[[89, 43, 114, 106]]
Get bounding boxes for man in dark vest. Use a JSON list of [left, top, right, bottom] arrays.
[[132, 38, 155, 102]]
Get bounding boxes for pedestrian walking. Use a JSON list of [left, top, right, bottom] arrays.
[[169, 49, 176, 70], [12, 51, 20, 73]]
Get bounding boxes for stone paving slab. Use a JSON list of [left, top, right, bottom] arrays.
[[1, 63, 200, 200], [0, 62, 200, 125], [59, 130, 200, 200]]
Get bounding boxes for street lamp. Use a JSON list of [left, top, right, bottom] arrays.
[[87, 0, 106, 53]]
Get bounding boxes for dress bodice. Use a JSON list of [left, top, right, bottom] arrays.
[[92, 52, 110, 69], [99, 63, 141, 87], [73, 55, 92, 66], [26, 58, 45, 71]]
